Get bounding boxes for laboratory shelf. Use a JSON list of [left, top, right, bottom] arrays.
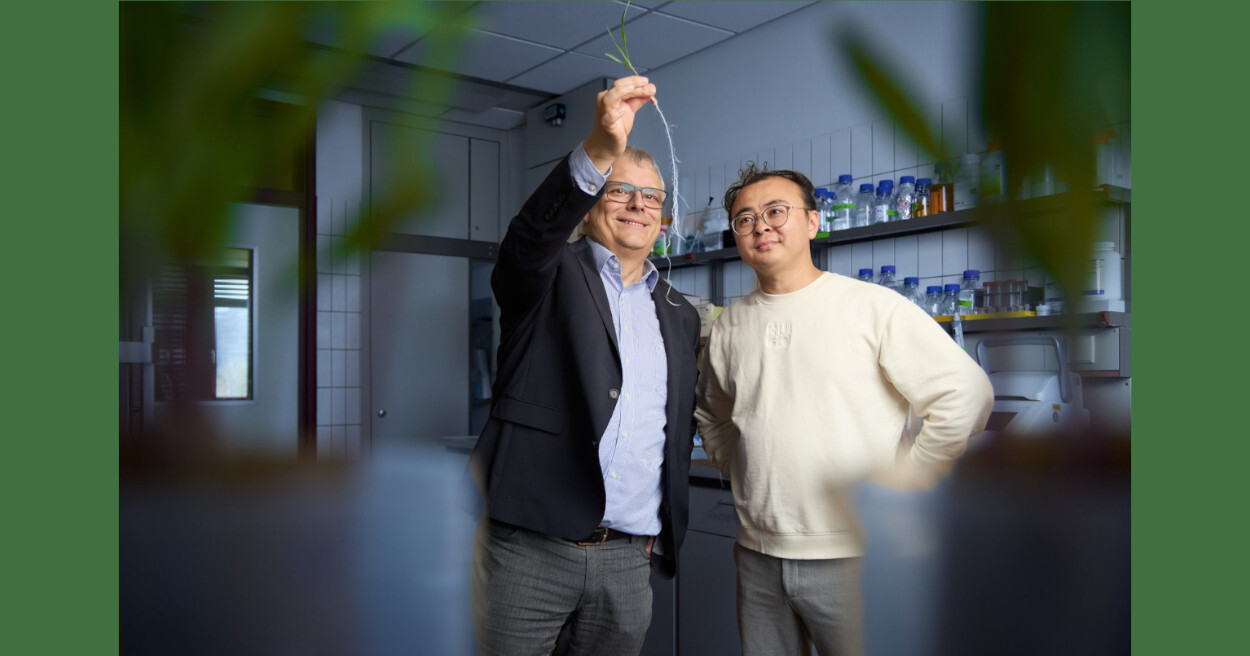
[[939, 310, 1130, 334], [649, 185, 1131, 272]]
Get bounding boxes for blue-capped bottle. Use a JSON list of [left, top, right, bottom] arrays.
[[857, 268, 875, 284], [852, 184, 875, 228], [924, 285, 944, 316], [940, 283, 962, 316], [913, 178, 932, 218], [894, 176, 916, 221], [872, 180, 894, 224], [902, 276, 924, 307], [877, 265, 902, 294], [813, 188, 831, 237], [831, 174, 855, 230], [958, 269, 983, 315]]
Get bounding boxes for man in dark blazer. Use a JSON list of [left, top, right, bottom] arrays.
[[468, 76, 701, 656]]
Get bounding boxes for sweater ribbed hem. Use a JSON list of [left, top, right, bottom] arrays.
[[736, 526, 863, 560]]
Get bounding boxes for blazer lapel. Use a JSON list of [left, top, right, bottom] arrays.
[[652, 281, 687, 435], [571, 239, 620, 356]]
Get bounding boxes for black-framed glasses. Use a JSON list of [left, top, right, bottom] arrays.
[[732, 203, 794, 235], [603, 181, 667, 209]]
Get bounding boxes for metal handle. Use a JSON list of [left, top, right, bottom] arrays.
[[975, 336, 1072, 403], [377, 409, 387, 418]]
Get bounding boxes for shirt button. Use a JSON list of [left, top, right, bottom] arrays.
[[624, 358, 630, 365], [623, 324, 630, 330], [589, 184, 598, 191], [609, 389, 619, 399], [622, 431, 629, 438], [610, 471, 618, 478], [624, 394, 631, 401]]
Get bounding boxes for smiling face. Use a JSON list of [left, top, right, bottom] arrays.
[[730, 176, 820, 275], [582, 156, 664, 262]]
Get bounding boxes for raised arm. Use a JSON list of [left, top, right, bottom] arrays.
[[492, 76, 657, 314]]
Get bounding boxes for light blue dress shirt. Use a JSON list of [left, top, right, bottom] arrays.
[[570, 143, 669, 538]]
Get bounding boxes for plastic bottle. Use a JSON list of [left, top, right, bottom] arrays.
[[979, 140, 1006, 204], [852, 184, 875, 228], [940, 283, 961, 316], [877, 265, 902, 293], [1078, 241, 1124, 312], [913, 178, 931, 218], [831, 174, 855, 230], [872, 180, 894, 224], [857, 268, 875, 284], [958, 269, 983, 315], [823, 191, 838, 233], [924, 285, 944, 316], [813, 188, 831, 236], [902, 276, 924, 307], [954, 153, 980, 211], [894, 175, 916, 221]]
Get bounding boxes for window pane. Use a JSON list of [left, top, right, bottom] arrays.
[[214, 305, 250, 399], [153, 247, 253, 402]]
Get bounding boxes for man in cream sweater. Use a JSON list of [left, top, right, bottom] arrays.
[[695, 163, 994, 655]]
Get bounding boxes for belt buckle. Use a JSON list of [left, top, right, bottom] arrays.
[[576, 526, 609, 546]]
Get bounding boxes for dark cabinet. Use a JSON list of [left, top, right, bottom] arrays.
[[676, 483, 741, 656]]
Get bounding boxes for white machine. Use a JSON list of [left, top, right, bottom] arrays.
[[970, 336, 1091, 449]]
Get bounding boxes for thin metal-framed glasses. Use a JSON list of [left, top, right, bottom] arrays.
[[732, 203, 794, 235], [603, 181, 667, 209]]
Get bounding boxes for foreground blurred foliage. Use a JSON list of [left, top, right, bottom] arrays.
[[840, 2, 1129, 308], [120, 1, 470, 292], [120, 1, 472, 455]]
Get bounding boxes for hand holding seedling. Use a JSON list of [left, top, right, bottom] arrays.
[[583, 75, 657, 174]]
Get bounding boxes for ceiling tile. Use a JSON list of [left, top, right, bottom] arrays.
[[573, 12, 733, 70], [394, 29, 564, 82], [655, 1, 815, 33], [367, 26, 427, 59], [508, 52, 649, 96], [471, 1, 647, 50]]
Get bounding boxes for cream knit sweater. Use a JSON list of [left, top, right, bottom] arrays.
[[695, 272, 993, 559]]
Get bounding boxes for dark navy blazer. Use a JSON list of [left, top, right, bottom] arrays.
[[468, 154, 701, 579]]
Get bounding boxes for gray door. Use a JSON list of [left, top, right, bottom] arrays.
[[369, 251, 469, 445]]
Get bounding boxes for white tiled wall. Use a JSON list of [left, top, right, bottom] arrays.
[[315, 196, 364, 459], [671, 97, 1131, 309]]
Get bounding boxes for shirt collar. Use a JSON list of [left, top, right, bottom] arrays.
[[586, 237, 660, 291]]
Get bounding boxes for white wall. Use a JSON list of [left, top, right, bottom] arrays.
[[614, 0, 1129, 306], [628, 1, 982, 178], [152, 203, 302, 456]]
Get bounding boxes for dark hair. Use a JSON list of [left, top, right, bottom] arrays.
[[722, 161, 816, 214]]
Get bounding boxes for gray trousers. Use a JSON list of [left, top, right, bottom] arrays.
[[471, 519, 653, 656], [735, 543, 865, 656]]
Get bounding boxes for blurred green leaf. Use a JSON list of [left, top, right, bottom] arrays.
[[121, 1, 471, 292], [838, 2, 1129, 310], [836, 27, 946, 165]]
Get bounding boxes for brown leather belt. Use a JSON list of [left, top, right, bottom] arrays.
[[574, 526, 634, 546]]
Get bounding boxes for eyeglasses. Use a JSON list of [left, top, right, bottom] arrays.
[[603, 181, 667, 209], [731, 203, 795, 235]]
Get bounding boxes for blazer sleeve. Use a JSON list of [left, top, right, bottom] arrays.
[[492, 155, 601, 317]]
